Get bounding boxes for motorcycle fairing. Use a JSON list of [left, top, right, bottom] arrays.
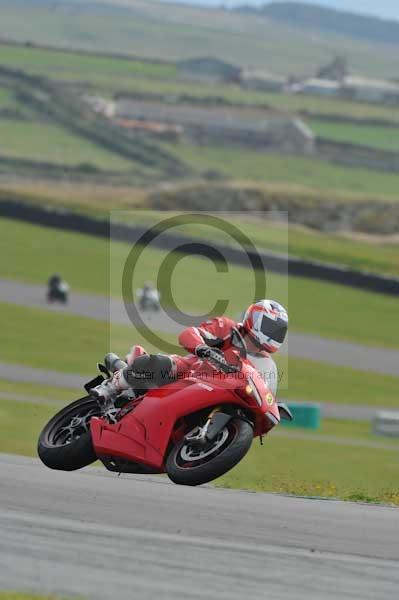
[[91, 362, 280, 471], [91, 379, 236, 470]]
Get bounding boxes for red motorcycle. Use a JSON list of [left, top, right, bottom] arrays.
[[38, 329, 292, 486]]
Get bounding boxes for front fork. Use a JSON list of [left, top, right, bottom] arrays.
[[184, 407, 235, 446]]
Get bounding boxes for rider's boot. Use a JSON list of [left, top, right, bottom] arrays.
[[90, 368, 130, 401]]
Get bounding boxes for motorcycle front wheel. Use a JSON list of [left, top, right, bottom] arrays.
[[166, 418, 253, 486], [38, 396, 100, 471]]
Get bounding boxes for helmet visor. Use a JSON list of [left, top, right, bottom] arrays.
[[260, 315, 287, 343]]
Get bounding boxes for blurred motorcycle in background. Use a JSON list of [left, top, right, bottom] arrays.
[[136, 281, 161, 312], [46, 273, 70, 304]]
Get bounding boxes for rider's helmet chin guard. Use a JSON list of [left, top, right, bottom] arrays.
[[243, 299, 288, 354]]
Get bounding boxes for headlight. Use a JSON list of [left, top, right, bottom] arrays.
[[246, 376, 263, 407]]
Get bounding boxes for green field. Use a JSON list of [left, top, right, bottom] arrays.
[[1, 218, 398, 348], [0, 120, 134, 170], [252, 91, 399, 122], [2, 104, 399, 197], [0, 86, 14, 108], [0, 43, 176, 81], [0, 42, 177, 100], [310, 119, 399, 152], [0, 594, 64, 600], [168, 142, 399, 198]]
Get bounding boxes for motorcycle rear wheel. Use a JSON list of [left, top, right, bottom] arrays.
[[166, 418, 253, 486], [37, 396, 100, 471]]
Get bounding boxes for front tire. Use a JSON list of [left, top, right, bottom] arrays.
[[166, 418, 253, 486], [38, 396, 100, 471]]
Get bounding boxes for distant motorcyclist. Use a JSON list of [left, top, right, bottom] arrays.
[[91, 299, 288, 401], [136, 281, 161, 312], [47, 273, 70, 304]]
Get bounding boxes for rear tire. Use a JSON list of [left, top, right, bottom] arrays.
[[166, 418, 253, 486], [38, 396, 100, 471]]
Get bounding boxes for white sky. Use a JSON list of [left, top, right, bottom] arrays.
[[159, 0, 399, 21]]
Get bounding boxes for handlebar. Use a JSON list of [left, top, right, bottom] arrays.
[[206, 349, 239, 374]]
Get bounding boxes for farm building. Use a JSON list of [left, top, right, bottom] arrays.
[[341, 76, 399, 105], [83, 95, 115, 117], [293, 78, 341, 97], [115, 99, 315, 154], [240, 69, 287, 93], [316, 56, 349, 82], [177, 56, 241, 84], [113, 118, 182, 141]]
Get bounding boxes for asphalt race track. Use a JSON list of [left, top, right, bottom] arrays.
[[0, 454, 398, 600]]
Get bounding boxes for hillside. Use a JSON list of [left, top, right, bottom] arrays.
[[0, 0, 398, 78], [247, 2, 399, 47], [0, 63, 189, 182], [1, 42, 399, 204]]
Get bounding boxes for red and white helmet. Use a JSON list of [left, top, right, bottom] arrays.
[[243, 300, 288, 353]]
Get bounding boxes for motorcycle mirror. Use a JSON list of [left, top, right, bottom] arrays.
[[97, 363, 111, 378], [231, 327, 248, 358], [278, 403, 294, 421]]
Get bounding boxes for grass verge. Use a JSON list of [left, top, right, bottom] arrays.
[[0, 398, 54, 456], [0, 379, 79, 403], [286, 418, 399, 446], [276, 356, 399, 408], [0, 301, 177, 374], [216, 432, 399, 505]]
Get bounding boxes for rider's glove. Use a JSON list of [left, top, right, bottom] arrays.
[[195, 344, 212, 359]]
